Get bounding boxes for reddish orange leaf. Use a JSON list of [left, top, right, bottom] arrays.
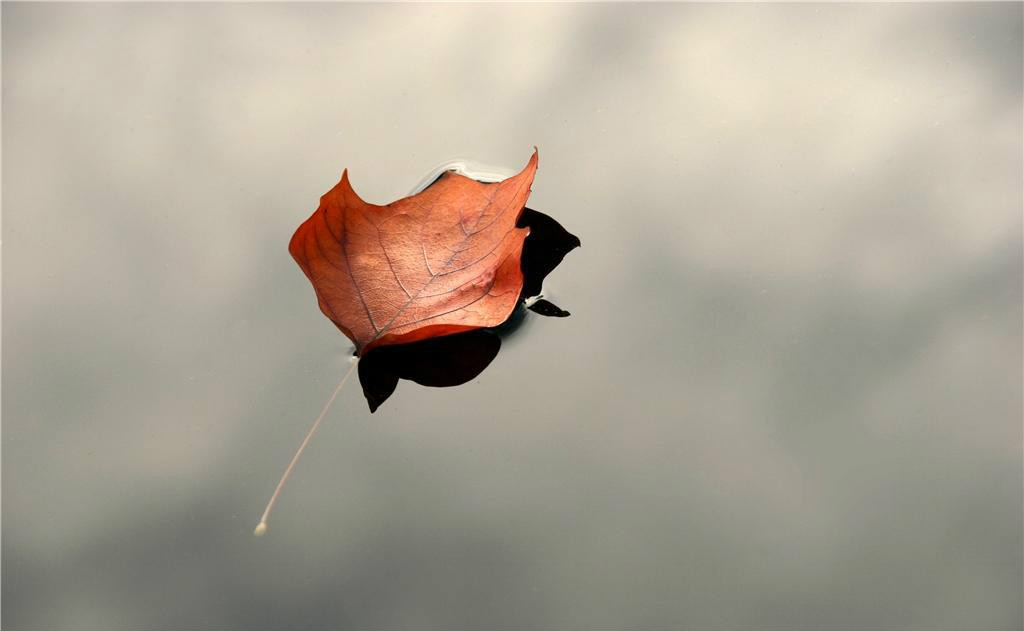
[[290, 150, 539, 355]]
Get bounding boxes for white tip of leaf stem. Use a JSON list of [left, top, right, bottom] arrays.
[[253, 522, 268, 537], [523, 294, 544, 308]]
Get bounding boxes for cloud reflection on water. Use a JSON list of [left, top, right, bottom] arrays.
[[3, 3, 1021, 630]]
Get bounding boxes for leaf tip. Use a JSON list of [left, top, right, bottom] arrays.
[[337, 168, 366, 206]]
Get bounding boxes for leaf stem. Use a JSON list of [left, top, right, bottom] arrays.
[[254, 356, 360, 537]]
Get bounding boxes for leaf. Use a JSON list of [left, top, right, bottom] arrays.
[[290, 150, 539, 355], [354, 207, 581, 412]]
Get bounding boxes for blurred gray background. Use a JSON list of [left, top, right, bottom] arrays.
[[3, 3, 1021, 630]]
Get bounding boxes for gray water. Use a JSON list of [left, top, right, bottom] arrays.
[[3, 3, 1022, 630]]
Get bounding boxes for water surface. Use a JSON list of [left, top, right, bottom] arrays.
[[3, 3, 1021, 630]]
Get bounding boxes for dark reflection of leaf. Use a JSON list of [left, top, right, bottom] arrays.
[[517, 207, 582, 305], [358, 329, 501, 413], [527, 298, 570, 317], [357, 206, 580, 412]]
